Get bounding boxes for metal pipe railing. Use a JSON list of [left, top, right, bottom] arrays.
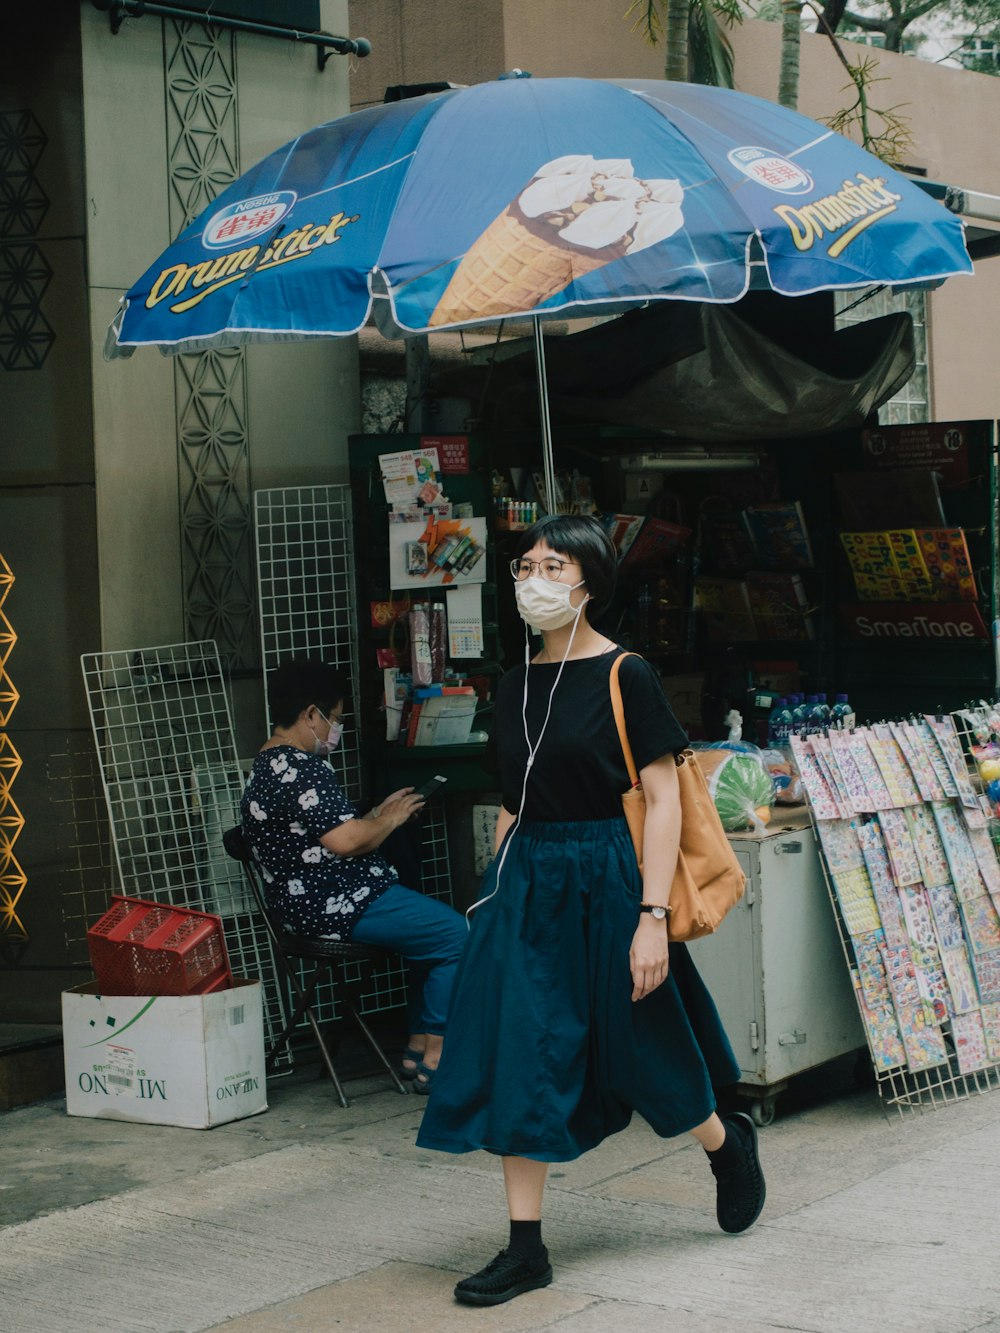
[[92, 0, 371, 68]]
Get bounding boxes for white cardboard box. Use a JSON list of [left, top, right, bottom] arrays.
[[62, 978, 268, 1129]]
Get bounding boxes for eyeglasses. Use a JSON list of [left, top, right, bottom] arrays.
[[509, 557, 579, 581]]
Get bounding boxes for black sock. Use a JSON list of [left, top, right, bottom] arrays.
[[705, 1119, 743, 1170], [508, 1219, 545, 1262]]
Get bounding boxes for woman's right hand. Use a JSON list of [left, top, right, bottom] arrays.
[[379, 788, 426, 828]]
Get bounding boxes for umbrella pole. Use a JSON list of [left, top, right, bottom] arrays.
[[532, 317, 557, 517]]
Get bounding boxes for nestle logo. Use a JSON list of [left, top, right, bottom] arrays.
[[203, 192, 297, 250], [728, 147, 813, 196]]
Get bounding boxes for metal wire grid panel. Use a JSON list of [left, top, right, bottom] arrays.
[[80, 641, 289, 1066], [253, 485, 455, 1022], [254, 486, 363, 785], [807, 716, 1000, 1116], [48, 737, 117, 965]]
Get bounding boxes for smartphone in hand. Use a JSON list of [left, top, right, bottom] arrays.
[[413, 774, 448, 801]]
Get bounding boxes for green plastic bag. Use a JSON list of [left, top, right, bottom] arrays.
[[703, 751, 775, 832]]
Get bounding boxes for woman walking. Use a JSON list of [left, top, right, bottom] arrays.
[[417, 515, 765, 1305]]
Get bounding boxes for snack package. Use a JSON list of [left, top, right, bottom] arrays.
[[758, 747, 804, 805]]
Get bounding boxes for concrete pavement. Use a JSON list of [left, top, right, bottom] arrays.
[[2, 1054, 1000, 1332]]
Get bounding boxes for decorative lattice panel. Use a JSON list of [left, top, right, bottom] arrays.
[[165, 20, 255, 668], [80, 640, 288, 1063], [0, 108, 55, 371], [253, 485, 454, 1021]]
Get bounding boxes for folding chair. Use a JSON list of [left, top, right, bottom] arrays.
[[222, 827, 409, 1108]]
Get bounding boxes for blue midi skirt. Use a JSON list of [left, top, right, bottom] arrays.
[[416, 816, 740, 1163]]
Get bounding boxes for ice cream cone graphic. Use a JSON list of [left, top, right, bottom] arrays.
[[429, 155, 685, 328]]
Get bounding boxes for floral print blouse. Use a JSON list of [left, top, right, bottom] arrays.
[[240, 745, 397, 940]]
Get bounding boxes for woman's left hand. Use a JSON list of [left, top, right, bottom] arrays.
[[629, 919, 669, 1002]]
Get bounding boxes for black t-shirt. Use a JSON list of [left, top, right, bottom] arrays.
[[496, 648, 689, 822]]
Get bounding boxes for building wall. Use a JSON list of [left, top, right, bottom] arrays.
[[724, 20, 1000, 424], [1, 8, 101, 1016], [0, 1, 360, 1021], [348, 0, 1000, 422], [348, 0, 507, 107]]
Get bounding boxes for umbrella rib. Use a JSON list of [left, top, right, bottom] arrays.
[[785, 130, 836, 159], [292, 152, 417, 208]]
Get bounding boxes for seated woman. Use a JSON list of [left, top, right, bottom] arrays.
[[240, 658, 467, 1091]]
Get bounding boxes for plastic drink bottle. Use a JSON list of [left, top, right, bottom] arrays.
[[830, 693, 856, 730], [767, 697, 793, 746], [794, 694, 816, 736], [807, 693, 831, 734]]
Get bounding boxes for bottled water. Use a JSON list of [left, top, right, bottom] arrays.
[[793, 694, 816, 736], [767, 697, 793, 746], [807, 693, 831, 734], [830, 693, 855, 731]]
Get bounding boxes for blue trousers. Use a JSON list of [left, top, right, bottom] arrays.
[[352, 884, 467, 1035]]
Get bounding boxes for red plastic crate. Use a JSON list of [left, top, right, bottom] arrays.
[[86, 895, 233, 996]]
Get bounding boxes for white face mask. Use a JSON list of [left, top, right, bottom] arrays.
[[311, 712, 343, 756], [514, 576, 588, 631]]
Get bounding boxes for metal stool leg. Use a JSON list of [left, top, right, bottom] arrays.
[[341, 989, 409, 1095], [269, 963, 351, 1108]]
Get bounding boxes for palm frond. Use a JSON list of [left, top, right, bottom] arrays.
[[688, 1, 738, 87], [625, 0, 664, 44]]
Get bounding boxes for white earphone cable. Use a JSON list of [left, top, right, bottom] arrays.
[[465, 597, 587, 923]]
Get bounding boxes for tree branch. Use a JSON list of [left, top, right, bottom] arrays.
[[840, 9, 887, 30], [820, 0, 849, 31]]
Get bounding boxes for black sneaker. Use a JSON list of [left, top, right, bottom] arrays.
[[711, 1112, 766, 1234], [454, 1247, 553, 1307]]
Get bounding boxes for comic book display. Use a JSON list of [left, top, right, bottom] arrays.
[[793, 708, 1000, 1091]]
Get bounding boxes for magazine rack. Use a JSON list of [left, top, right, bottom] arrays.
[[800, 710, 1000, 1116]]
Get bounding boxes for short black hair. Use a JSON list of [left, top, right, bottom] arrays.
[[266, 659, 351, 729], [513, 514, 618, 619]]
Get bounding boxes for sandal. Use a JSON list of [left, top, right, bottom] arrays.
[[413, 1061, 435, 1095], [400, 1045, 424, 1081]]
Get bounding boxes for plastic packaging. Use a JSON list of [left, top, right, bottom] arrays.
[[409, 603, 433, 687], [972, 739, 1000, 817], [429, 602, 447, 681], [758, 746, 804, 805], [724, 708, 743, 742], [692, 745, 775, 831]]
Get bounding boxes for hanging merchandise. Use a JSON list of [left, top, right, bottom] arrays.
[[797, 708, 1000, 1110], [430, 603, 447, 681], [409, 603, 432, 687]]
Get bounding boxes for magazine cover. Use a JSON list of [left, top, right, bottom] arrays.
[[742, 501, 814, 570]]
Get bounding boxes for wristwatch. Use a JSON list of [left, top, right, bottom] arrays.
[[639, 903, 671, 921]]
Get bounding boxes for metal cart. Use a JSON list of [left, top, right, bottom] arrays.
[[688, 807, 865, 1124]]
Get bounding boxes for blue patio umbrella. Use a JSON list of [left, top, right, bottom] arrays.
[[106, 77, 973, 495]]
